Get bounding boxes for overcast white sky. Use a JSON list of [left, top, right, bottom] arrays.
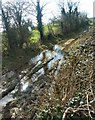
[[1, 0, 95, 24]]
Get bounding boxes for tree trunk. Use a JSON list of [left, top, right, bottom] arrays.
[[36, 0, 44, 43]]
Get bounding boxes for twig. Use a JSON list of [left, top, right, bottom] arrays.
[[62, 107, 73, 120], [86, 92, 93, 119]]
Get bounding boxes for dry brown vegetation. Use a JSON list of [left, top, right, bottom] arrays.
[[1, 29, 95, 120]]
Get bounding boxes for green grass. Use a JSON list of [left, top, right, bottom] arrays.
[[44, 24, 60, 35], [2, 24, 60, 72], [44, 25, 49, 35], [30, 29, 40, 43], [29, 23, 60, 43]]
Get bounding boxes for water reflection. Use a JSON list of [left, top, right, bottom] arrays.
[[22, 44, 64, 91], [30, 44, 64, 71], [0, 44, 64, 109], [0, 94, 14, 111]]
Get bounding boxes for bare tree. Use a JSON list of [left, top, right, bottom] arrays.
[[36, 0, 44, 42], [59, 0, 89, 34], [0, 3, 18, 52], [30, 0, 47, 43], [7, 1, 31, 48], [0, 1, 32, 52]]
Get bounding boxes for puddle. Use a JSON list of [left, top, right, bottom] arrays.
[[0, 94, 14, 111], [21, 45, 64, 91], [0, 93, 15, 119], [30, 44, 64, 71], [0, 44, 64, 111]]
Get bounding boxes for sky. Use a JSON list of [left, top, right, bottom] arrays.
[[1, 0, 95, 24]]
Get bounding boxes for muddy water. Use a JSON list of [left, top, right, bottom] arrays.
[[0, 44, 64, 118], [30, 45, 64, 71], [22, 45, 64, 90]]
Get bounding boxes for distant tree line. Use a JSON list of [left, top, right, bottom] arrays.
[[1, 1, 33, 53], [0, 0, 89, 54], [60, 1, 89, 34], [0, 0, 45, 54]]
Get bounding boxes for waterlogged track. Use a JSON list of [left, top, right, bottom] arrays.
[[0, 45, 64, 112], [0, 30, 91, 119]]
